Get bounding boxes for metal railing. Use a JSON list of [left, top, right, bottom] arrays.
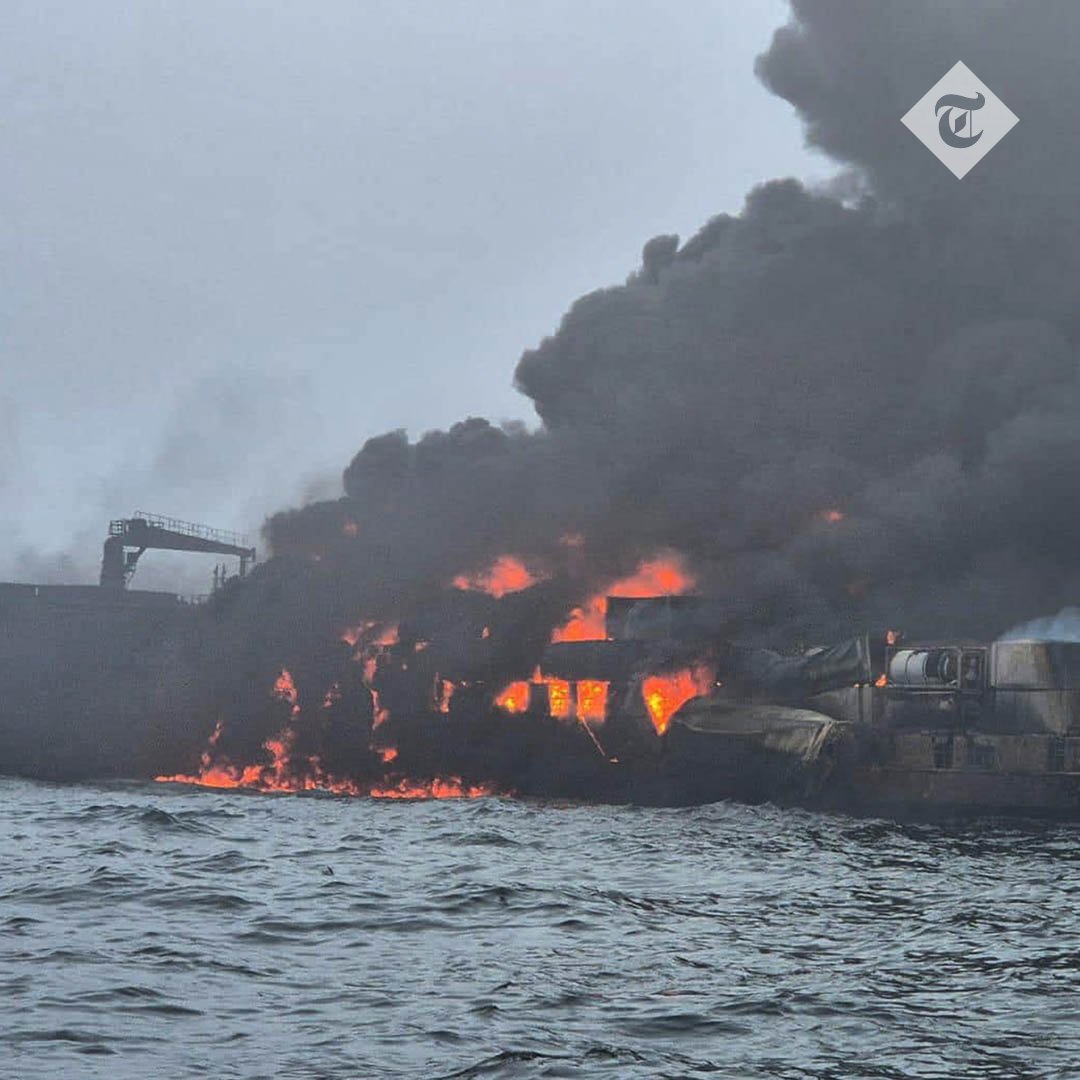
[[110, 511, 250, 550]]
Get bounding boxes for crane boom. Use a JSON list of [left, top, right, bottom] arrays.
[[100, 512, 256, 590]]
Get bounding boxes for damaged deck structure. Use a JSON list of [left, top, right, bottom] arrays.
[[3, 520, 1080, 816]]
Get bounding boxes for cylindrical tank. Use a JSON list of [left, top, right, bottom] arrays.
[[888, 648, 958, 687]]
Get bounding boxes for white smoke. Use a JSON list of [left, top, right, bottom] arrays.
[[999, 607, 1080, 642]]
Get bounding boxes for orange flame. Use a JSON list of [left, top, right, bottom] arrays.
[[436, 679, 456, 714], [494, 681, 531, 713], [369, 778, 494, 799], [155, 725, 338, 793], [155, 671, 493, 798], [341, 620, 375, 647], [819, 509, 845, 524], [273, 669, 301, 719], [273, 669, 298, 703], [157, 719, 490, 799], [552, 553, 695, 643], [576, 680, 609, 722], [452, 555, 539, 598], [874, 673, 888, 688], [156, 745, 491, 799], [370, 689, 390, 728], [494, 672, 609, 723], [641, 665, 714, 735], [342, 519, 360, 538], [543, 677, 572, 719]]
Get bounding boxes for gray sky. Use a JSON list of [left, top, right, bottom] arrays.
[[0, 0, 826, 588]]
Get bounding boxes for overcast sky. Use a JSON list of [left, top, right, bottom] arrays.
[[1, 0, 827, 588]]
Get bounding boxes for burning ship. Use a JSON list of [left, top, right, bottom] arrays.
[[338, 581, 1080, 818], [4, 520, 1079, 818], [8, 1, 1080, 820]]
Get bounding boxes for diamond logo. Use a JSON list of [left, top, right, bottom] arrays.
[[901, 61, 1018, 179]]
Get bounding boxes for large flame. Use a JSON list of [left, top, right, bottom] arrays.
[[156, 672, 494, 799], [452, 555, 539, 598], [552, 553, 695, 643], [641, 665, 714, 735]]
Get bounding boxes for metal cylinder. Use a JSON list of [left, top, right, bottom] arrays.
[[888, 648, 958, 687]]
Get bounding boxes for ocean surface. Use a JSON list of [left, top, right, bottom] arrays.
[[0, 778, 1077, 1080]]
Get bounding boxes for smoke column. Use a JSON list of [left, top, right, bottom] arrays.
[[264, 0, 1080, 651]]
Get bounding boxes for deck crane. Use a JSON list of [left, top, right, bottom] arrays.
[[100, 512, 256, 590]]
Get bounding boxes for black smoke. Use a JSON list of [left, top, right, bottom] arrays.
[[11, 0, 1080, 788], [264, 0, 1080, 654]]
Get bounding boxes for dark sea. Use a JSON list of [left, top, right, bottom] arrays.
[[1, 777, 1078, 1080]]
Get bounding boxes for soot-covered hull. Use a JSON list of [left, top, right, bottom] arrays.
[[5, 575, 1080, 819], [0, 584, 200, 779], [659, 704, 850, 807]]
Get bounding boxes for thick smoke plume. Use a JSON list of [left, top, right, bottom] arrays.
[[11, 0, 1080, 789], [265, 0, 1080, 650]]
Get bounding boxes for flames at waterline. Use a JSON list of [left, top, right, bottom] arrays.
[[155, 670, 496, 800], [155, 730, 493, 799], [161, 557, 718, 799]]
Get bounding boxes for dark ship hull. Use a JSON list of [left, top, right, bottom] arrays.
[[4, 569, 1080, 818], [0, 583, 201, 779]]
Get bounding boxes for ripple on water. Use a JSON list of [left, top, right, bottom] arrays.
[[0, 779, 1078, 1080]]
